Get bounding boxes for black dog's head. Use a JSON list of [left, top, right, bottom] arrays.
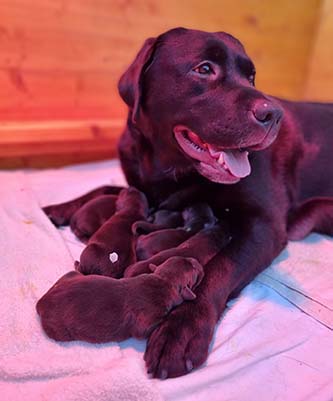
[[119, 27, 283, 184]]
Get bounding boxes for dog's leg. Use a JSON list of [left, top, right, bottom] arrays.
[[144, 212, 287, 378], [287, 197, 333, 240], [43, 186, 124, 227]]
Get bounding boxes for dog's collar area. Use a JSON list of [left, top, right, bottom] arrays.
[[173, 125, 251, 183]]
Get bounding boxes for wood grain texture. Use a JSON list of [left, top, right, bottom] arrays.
[[0, 120, 122, 168], [0, 0, 330, 168], [304, 0, 333, 101]]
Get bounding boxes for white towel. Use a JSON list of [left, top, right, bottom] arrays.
[[0, 171, 163, 401], [256, 234, 333, 329], [1, 161, 333, 401]]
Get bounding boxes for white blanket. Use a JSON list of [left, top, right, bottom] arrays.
[[0, 160, 332, 401]]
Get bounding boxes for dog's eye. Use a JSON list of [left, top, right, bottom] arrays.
[[248, 73, 256, 85], [193, 63, 215, 75]]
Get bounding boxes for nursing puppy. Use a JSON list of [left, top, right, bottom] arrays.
[[133, 202, 216, 236], [70, 194, 118, 243], [182, 203, 217, 232], [76, 187, 148, 278], [136, 203, 217, 260], [43, 186, 123, 227], [136, 228, 193, 260], [125, 224, 231, 278], [36, 257, 204, 343], [132, 209, 183, 235]]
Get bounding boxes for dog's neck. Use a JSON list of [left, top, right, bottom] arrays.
[[123, 121, 201, 205]]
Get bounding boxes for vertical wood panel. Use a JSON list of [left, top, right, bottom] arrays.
[[304, 0, 333, 101], [0, 0, 322, 122]]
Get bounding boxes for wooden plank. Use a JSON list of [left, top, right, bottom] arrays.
[[0, 119, 123, 168], [0, 119, 124, 143], [0, 150, 117, 169], [0, 0, 322, 122], [304, 0, 333, 101]]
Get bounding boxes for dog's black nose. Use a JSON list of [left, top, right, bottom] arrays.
[[252, 101, 283, 128]]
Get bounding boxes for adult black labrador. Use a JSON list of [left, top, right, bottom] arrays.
[[44, 27, 333, 378]]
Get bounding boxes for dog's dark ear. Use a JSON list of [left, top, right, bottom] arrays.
[[118, 37, 157, 123]]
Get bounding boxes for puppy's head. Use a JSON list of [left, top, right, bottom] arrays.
[[116, 187, 149, 216], [182, 203, 217, 232], [36, 270, 81, 315], [76, 244, 124, 279], [150, 256, 204, 301], [118, 27, 283, 185]]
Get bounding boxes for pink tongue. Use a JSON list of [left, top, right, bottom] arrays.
[[223, 150, 251, 178]]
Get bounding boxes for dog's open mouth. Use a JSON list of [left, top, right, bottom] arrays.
[[174, 125, 251, 184]]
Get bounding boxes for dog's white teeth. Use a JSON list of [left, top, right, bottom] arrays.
[[192, 143, 203, 151], [217, 153, 224, 165], [207, 146, 220, 158]]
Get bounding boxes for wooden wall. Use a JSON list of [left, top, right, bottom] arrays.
[[304, 0, 333, 100], [0, 0, 331, 168]]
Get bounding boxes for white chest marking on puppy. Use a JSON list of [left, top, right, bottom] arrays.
[[109, 252, 119, 263]]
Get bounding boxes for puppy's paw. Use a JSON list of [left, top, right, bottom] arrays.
[[144, 301, 215, 378]]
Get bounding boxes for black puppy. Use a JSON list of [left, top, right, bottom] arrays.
[[76, 187, 148, 278], [135, 203, 217, 260], [132, 209, 183, 235], [43, 28, 333, 379], [70, 194, 118, 243], [36, 257, 204, 343], [182, 203, 217, 232]]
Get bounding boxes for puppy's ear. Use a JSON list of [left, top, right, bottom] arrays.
[[180, 285, 197, 301], [118, 37, 157, 123], [148, 263, 158, 272], [132, 220, 153, 235]]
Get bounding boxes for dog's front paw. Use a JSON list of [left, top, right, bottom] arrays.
[[144, 301, 215, 378]]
